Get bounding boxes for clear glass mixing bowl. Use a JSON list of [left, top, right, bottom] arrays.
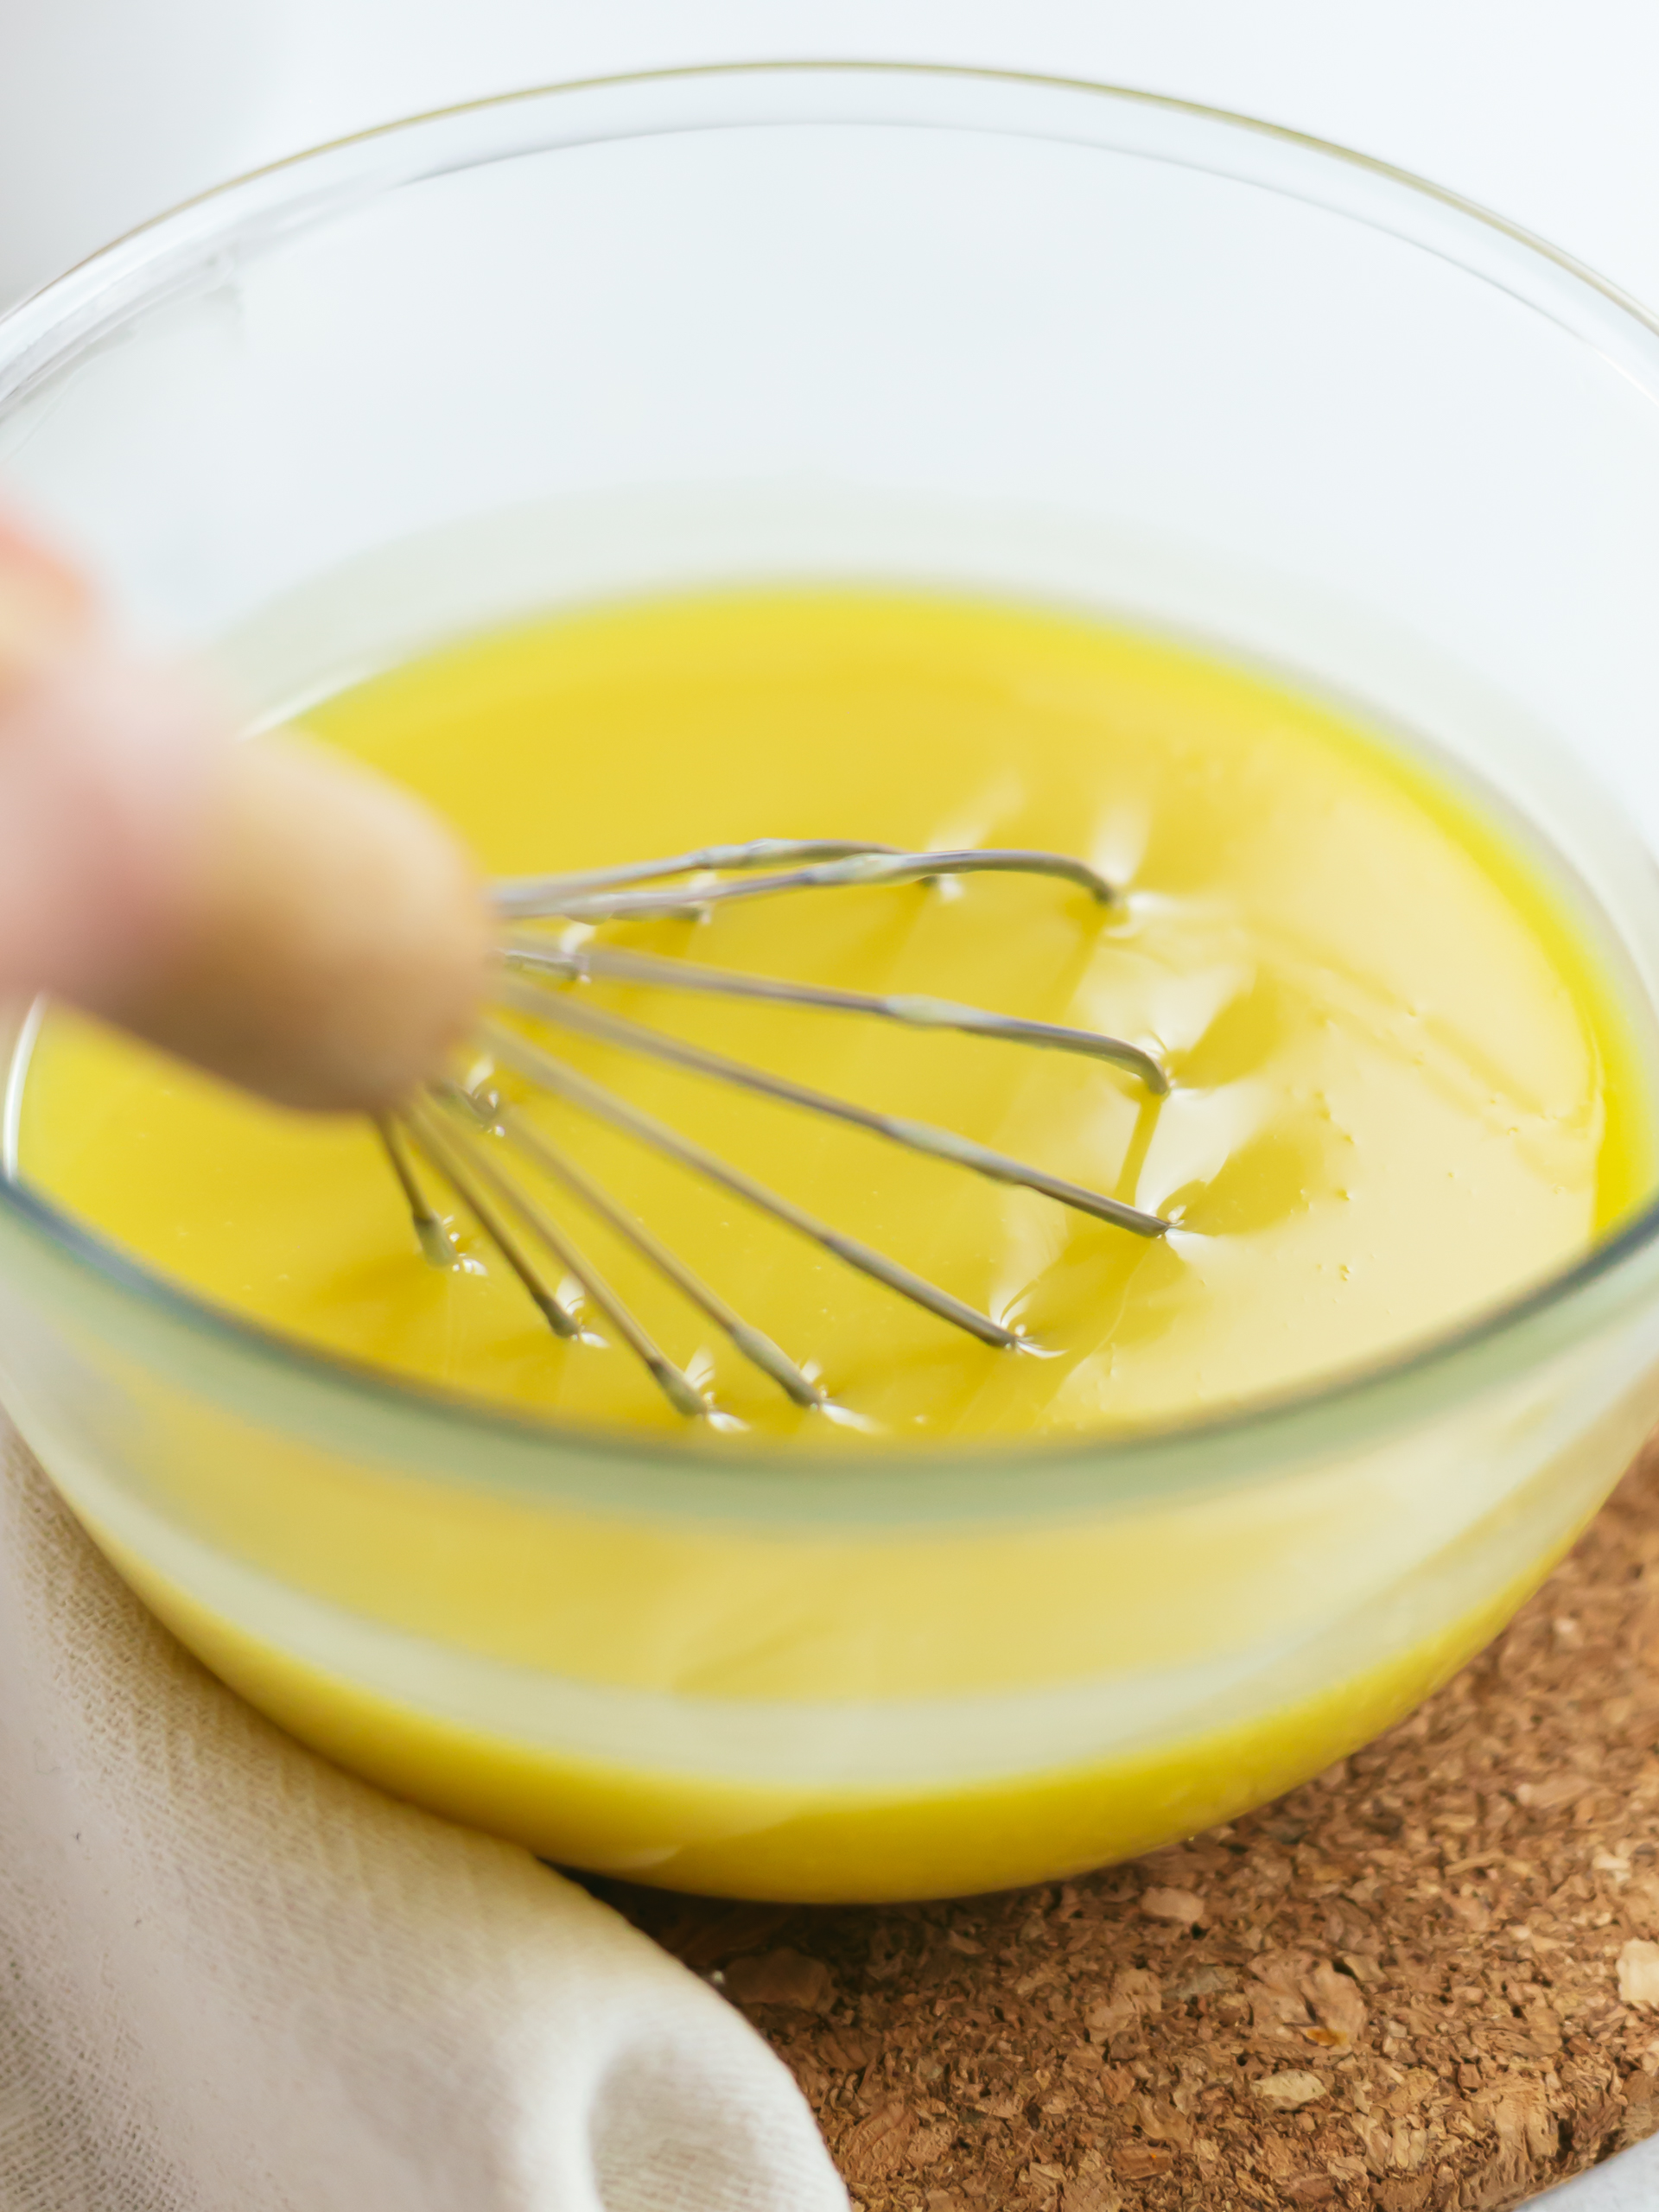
[[4, 64, 1659, 1903]]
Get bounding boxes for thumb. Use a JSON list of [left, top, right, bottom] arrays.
[[0, 520, 492, 1114], [0, 523, 222, 1008]]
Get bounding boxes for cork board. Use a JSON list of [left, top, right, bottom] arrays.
[[596, 1447, 1659, 2211]]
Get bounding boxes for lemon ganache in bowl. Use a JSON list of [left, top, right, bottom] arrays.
[[4, 67, 1659, 1899]]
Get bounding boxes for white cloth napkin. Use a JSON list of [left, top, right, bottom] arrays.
[[0, 1426, 849, 2212]]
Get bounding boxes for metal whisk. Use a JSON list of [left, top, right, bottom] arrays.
[[376, 841, 1172, 1418]]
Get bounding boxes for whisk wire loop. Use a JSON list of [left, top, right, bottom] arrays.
[[420, 1092, 708, 1415], [481, 1020, 1026, 1352], [457, 1084, 824, 1408], [499, 978, 1169, 1240], [385, 840, 1170, 1421], [501, 938, 1169, 1094], [495, 842, 1118, 923]]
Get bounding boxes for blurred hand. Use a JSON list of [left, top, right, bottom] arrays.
[[0, 516, 226, 1013], [0, 516, 490, 1113]]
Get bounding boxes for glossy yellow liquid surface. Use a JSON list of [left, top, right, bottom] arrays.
[[20, 592, 1647, 1442]]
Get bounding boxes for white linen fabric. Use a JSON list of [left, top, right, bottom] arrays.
[[0, 1426, 849, 2212]]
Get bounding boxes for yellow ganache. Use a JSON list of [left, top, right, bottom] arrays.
[[20, 591, 1646, 1440]]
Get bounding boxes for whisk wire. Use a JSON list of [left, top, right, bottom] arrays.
[[502, 938, 1169, 1093], [496, 842, 1118, 923], [499, 978, 1169, 1239], [404, 1102, 582, 1340], [383, 841, 1172, 1420], [481, 1020, 1025, 1351], [457, 1084, 823, 1408], [421, 1093, 708, 1415], [374, 1116, 453, 1268], [493, 839, 894, 917]]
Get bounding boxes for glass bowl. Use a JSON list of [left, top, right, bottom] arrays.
[[4, 64, 1659, 1904]]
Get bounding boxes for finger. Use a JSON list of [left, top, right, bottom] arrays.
[[97, 730, 493, 1115]]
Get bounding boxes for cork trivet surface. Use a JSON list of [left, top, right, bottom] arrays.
[[597, 1450, 1659, 2211]]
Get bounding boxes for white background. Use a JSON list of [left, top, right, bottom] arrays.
[[3, 3, 1658, 2203], [11, 0, 1659, 317]]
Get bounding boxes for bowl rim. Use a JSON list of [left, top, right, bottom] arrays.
[[6, 55, 1659, 1508]]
